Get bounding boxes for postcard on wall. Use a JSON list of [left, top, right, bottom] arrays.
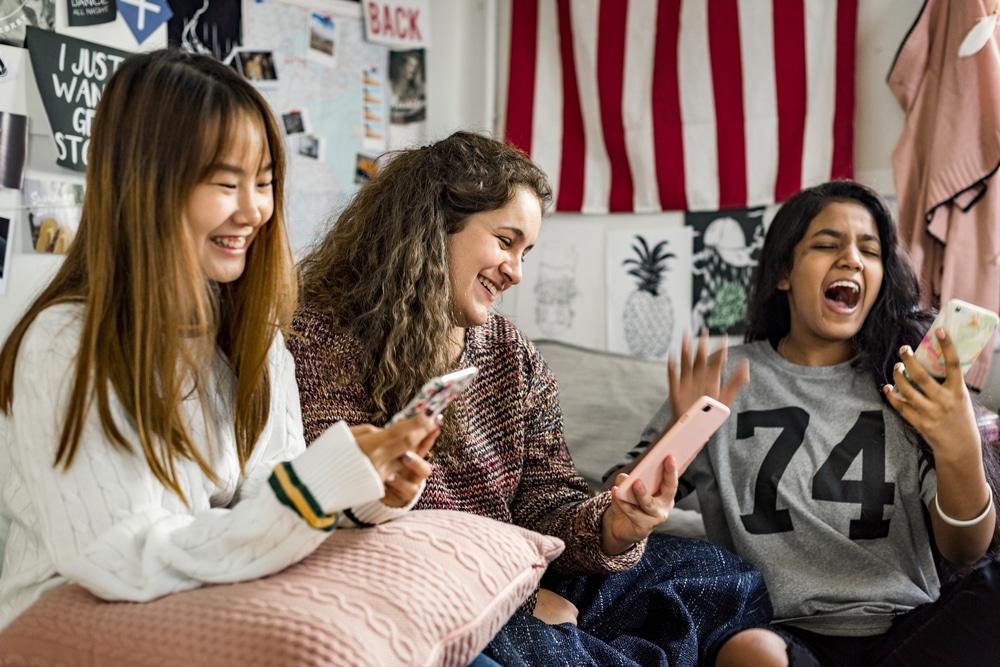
[[686, 207, 767, 337], [308, 11, 337, 67], [21, 178, 83, 254], [0, 0, 55, 48], [0, 110, 28, 189], [362, 66, 387, 151], [232, 49, 278, 89], [513, 217, 605, 350], [26, 28, 128, 173], [167, 0, 241, 61], [606, 225, 692, 361], [0, 216, 11, 295]]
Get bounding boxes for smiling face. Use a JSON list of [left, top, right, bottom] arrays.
[[447, 186, 542, 335], [777, 201, 884, 364], [183, 115, 274, 284]]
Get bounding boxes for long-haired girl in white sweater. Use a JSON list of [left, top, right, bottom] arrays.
[[0, 48, 438, 630]]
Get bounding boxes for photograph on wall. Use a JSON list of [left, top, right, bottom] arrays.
[[0, 110, 28, 188], [686, 207, 769, 337], [607, 226, 692, 361], [26, 28, 128, 172], [362, 66, 386, 151], [388, 49, 425, 125], [281, 109, 308, 136], [307, 11, 337, 66], [67, 0, 115, 27], [514, 217, 605, 350], [297, 134, 323, 160], [233, 49, 277, 88], [0, 215, 10, 295], [0, 0, 55, 48], [21, 178, 83, 254], [168, 0, 241, 60], [354, 152, 377, 184]]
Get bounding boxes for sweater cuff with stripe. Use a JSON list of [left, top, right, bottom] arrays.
[[269, 421, 384, 529]]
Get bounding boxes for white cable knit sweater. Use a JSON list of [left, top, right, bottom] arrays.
[[0, 303, 401, 630]]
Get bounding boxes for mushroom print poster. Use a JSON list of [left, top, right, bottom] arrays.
[[686, 207, 769, 336], [607, 226, 692, 361]]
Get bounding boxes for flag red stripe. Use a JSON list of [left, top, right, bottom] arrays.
[[708, 0, 747, 209], [772, 0, 807, 203], [597, 0, 634, 212], [504, 0, 538, 154], [651, 0, 687, 211], [832, 0, 857, 180], [556, 0, 585, 211]]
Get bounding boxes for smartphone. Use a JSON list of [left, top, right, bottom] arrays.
[[913, 299, 999, 380], [615, 396, 730, 504], [385, 367, 479, 426]]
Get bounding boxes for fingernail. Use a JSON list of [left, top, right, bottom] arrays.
[[386, 473, 397, 483], [435, 414, 444, 426], [424, 407, 434, 417], [895, 362, 905, 374], [402, 451, 415, 463]]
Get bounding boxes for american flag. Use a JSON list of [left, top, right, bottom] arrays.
[[503, 0, 857, 214]]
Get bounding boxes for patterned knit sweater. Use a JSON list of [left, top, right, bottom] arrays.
[[289, 306, 645, 576]]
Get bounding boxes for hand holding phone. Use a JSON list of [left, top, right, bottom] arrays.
[[913, 299, 998, 380], [386, 367, 479, 426], [615, 396, 730, 505]]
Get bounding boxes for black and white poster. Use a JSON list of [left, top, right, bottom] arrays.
[[26, 27, 129, 172], [0, 0, 55, 48], [168, 0, 241, 61], [0, 216, 11, 295], [66, 0, 115, 27]]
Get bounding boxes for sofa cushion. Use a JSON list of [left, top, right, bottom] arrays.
[[0, 510, 564, 667], [534, 339, 667, 487]]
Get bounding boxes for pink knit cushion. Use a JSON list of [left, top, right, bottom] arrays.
[[0, 510, 564, 667]]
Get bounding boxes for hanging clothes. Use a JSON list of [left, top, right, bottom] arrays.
[[888, 0, 1000, 389]]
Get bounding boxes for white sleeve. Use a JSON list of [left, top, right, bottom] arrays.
[[5, 311, 384, 603]]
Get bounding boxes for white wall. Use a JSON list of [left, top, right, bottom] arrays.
[[0, 0, 924, 340]]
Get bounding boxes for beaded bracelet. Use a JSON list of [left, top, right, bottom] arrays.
[[934, 492, 994, 528]]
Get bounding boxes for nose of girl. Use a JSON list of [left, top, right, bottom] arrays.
[[501, 256, 523, 286]]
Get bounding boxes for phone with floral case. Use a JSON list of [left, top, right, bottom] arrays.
[[386, 367, 479, 426], [913, 299, 998, 380]]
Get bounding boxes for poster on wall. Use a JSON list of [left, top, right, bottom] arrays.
[[242, 0, 391, 253], [67, 0, 116, 27], [513, 217, 605, 350], [116, 0, 172, 45], [686, 206, 771, 337], [607, 226, 692, 361], [388, 48, 424, 125], [0, 0, 55, 48], [167, 0, 241, 60], [26, 27, 128, 172]]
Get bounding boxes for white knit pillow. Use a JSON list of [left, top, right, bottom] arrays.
[[0, 510, 564, 667]]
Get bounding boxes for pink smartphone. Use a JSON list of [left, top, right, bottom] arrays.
[[615, 396, 730, 504], [386, 367, 479, 426]]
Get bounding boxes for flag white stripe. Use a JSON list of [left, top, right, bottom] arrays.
[[531, 0, 564, 206], [801, 0, 837, 187], [738, 0, 779, 208], [623, 1, 660, 213], [678, 0, 719, 212], [570, 0, 612, 214]]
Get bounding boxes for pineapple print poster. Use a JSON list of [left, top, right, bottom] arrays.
[[607, 227, 692, 360], [686, 207, 769, 336]]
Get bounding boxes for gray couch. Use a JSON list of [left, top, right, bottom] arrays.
[[534, 337, 1000, 540]]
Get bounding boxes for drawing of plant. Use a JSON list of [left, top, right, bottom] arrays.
[[622, 235, 675, 358]]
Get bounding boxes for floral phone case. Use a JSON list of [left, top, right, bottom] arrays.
[[386, 367, 479, 426], [913, 299, 999, 380]]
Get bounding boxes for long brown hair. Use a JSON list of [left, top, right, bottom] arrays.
[[0, 49, 296, 500], [297, 131, 551, 430]]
